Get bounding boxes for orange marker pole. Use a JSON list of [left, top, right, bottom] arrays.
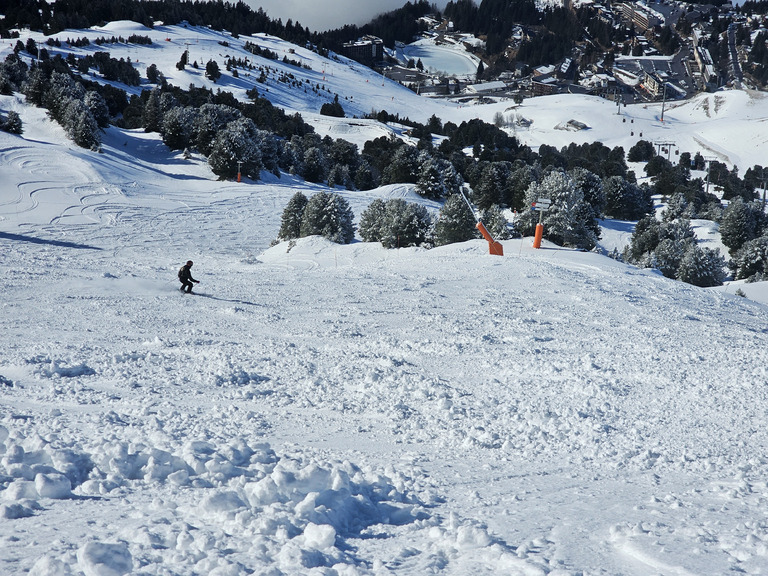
[[533, 223, 544, 249]]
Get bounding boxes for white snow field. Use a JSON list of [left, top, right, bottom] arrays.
[[3, 21, 768, 576]]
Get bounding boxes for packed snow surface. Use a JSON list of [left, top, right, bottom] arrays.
[[3, 21, 768, 576]]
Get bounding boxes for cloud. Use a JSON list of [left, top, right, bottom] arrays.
[[242, 0, 450, 32]]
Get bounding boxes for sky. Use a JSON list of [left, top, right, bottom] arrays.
[[243, 0, 453, 32]]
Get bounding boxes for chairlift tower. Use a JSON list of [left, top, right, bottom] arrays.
[[702, 156, 718, 196]]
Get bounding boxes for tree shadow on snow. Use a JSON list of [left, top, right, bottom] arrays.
[[0, 231, 102, 250]]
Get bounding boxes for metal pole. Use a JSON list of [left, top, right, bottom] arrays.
[[458, 188, 479, 222]]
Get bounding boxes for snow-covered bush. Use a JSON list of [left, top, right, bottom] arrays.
[[300, 192, 355, 244], [433, 193, 478, 246]]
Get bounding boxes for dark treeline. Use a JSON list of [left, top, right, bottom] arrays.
[[0, 0, 433, 55], [0, 0, 314, 46]]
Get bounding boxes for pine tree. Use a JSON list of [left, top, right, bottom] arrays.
[[208, 117, 263, 180], [277, 192, 309, 241], [162, 106, 197, 150], [518, 170, 598, 250], [569, 167, 605, 217], [415, 157, 443, 199], [142, 88, 163, 133], [677, 244, 725, 287], [653, 237, 689, 279], [327, 164, 353, 189], [381, 199, 432, 248], [84, 91, 109, 128], [194, 103, 241, 155], [302, 147, 327, 183], [381, 145, 421, 184], [254, 129, 280, 176], [434, 194, 478, 246], [300, 192, 355, 244], [731, 236, 768, 281], [2, 111, 23, 135], [472, 162, 506, 211], [359, 199, 388, 243], [720, 198, 763, 255], [604, 176, 652, 219], [64, 99, 100, 149], [205, 59, 221, 82], [23, 65, 47, 106], [481, 205, 510, 240]]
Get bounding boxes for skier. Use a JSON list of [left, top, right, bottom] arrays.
[[178, 260, 200, 293]]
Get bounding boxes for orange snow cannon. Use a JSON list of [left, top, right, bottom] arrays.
[[476, 221, 504, 256]]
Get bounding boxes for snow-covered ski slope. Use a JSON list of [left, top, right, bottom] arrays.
[[3, 20, 768, 576]]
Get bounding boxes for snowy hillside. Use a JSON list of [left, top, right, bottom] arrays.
[[3, 20, 768, 576]]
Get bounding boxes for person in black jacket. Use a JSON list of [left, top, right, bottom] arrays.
[[178, 260, 199, 293]]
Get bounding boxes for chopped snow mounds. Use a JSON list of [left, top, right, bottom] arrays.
[[3, 21, 768, 576]]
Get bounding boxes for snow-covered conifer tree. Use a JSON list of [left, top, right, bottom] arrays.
[[433, 193, 478, 246], [518, 170, 598, 250], [720, 198, 763, 255], [300, 192, 355, 244], [381, 199, 432, 248], [603, 176, 653, 220], [22, 65, 47, 106], [381, 145, 421, 184], [208, 117, 263, 180], [569, 167, 605, 217], [84, 91, 109, 128], [415, 157, 443, 199], [480, 205, 511, 240], [677, 244, 725, 287], [472, 163, 507, 211], [162, 106, 197, 151], [2, 110, 22, 134], [358, 199, 387, 243], [194, 104, 241, 156], [327, 164, 353, 189], [277, 192, 309, 241], [731, 236, 768, 281], [302, 147, 327, 183], [64, 99, 100, 149]]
